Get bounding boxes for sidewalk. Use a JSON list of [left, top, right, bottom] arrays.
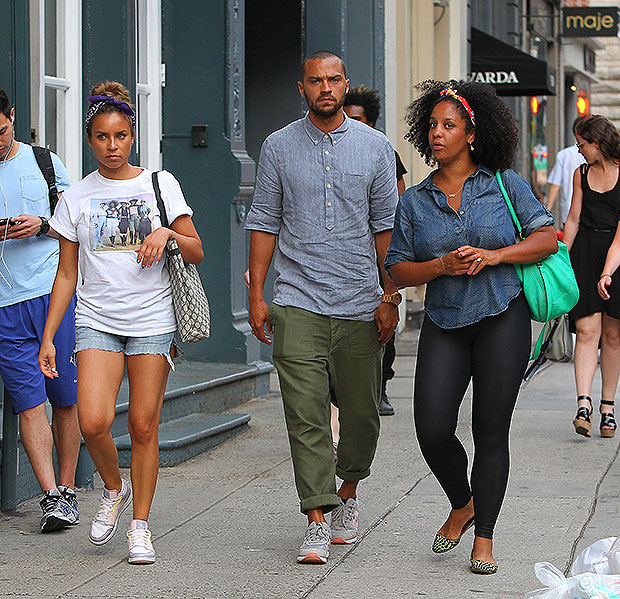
[[1, 351, 619, 598]]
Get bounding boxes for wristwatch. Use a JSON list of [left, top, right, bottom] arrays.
[[381, 292, 402, 306], [36, 216, 50, 237]]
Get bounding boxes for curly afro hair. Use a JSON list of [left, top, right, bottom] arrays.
[[344, 85, 381, 126], [405, 79, 519, 172]]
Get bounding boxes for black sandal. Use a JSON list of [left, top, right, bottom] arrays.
[[573, 395, 592, 437], [600, 400, 616, 439]]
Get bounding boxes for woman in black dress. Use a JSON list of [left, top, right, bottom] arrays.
[[563, 115, 620, 439]]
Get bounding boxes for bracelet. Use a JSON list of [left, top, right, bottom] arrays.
[[438, 255, 446, 274], [600, 274, 612, 280]]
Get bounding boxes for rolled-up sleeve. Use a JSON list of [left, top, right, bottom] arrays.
[[385, 191, 417, 269], [503, 170, 554, 237], [245, 139, 283, 234], [368, 140, 398, 234]]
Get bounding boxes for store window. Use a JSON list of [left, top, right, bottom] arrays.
[[530, 95, 549, 201], [30, 0, 82, 183], [136, 0, 162, 170]]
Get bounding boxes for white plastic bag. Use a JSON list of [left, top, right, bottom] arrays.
[[525, 562, 620, 598], [572, 538, 620, 577]]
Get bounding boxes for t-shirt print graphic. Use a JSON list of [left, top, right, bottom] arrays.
[[89, 195, 155, 251]]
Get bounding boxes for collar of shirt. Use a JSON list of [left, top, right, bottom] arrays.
[[303, 111, 350, 146], [416, 163, 494, 192]]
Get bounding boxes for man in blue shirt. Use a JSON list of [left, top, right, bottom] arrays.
[[246, 51, 400, 565], [0, 89, 80, 532]]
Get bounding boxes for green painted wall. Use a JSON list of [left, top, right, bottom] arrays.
[[82, 0, 136, 175], [0, 1, 30, 143], [162, 0, 248, 363]]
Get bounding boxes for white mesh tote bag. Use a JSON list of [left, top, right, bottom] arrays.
[[152, 171, 210, 342]]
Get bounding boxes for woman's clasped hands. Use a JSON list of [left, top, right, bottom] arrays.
[[440, 245, 501, 277]]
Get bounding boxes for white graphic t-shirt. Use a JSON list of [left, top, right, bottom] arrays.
[[50, 168, 193, 336]]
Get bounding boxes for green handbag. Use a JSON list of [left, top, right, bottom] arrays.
[[496, 171, 580, 359]]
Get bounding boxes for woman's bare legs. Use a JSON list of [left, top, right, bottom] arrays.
[[600, 313, 620, 427], [574, 313, 602, 414], [76, 349, 125, 491], [126, 353, 171, 521]]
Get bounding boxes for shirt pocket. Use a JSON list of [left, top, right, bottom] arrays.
[[341, 173, 368, 201], [470, 196, 510, 229], [20, 175, 48, 206]]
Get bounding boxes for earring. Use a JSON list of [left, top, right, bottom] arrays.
[[469, 142, 474, 152]]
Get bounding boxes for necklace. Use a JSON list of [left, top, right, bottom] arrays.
[[446, 184, 464, 198]]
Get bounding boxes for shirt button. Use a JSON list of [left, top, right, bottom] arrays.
[[327, 184, 332, 189], [459, 210, 464, 215], [456, 228, 462, 233], [327, 202, 332, 206], [324, 134, 329, 140], [326, 166, 330, 171], [325, 150, 329, 155]]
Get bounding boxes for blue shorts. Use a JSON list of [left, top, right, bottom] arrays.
[[0, 294, 77, 414], [74, 327, 176, 369]]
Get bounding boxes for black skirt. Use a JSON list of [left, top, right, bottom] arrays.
[[570, 226, 620, 323]]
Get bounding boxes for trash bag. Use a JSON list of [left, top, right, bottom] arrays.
[[525, 562, 620, 598], [571, 538, 620, 577]]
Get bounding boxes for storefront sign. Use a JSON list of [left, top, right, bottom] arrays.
[[469, 28, 556, 96], [563, 7, 619, 37]]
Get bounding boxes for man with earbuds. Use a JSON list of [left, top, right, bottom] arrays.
[[0, 89, 80, 532]]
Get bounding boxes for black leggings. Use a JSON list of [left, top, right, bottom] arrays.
[[414, 293, 530, 539]]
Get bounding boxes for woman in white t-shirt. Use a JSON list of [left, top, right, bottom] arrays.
[[38, 81, 203, 565]]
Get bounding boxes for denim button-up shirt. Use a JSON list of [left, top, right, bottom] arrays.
[[385, 165, 554, 329], [246, 113, 398, 321]]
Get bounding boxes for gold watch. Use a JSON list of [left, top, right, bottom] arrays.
[[381, 292, 402, 305]]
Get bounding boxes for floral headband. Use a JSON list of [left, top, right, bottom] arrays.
[[85, 95, 136, 130], [439, 87, 475, 127]]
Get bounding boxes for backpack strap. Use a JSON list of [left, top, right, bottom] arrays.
[[32, 146, 59, 214], [151, 171, 169, 228]]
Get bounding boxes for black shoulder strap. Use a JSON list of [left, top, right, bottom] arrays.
[[32, 146, 59, 214], [152, 171, 169, 228]]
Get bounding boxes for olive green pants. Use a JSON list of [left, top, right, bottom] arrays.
[[270, 304, 383, 514]]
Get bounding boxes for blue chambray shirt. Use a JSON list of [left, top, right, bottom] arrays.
[[245, 113, 398, 321], [385, 165, 554, 329]]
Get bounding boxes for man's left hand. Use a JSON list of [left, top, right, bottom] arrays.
[[375, 302, 399, 344], [4, 214, 45, 239]]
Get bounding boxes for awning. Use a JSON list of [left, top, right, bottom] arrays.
[[469, 28, 557, 96]]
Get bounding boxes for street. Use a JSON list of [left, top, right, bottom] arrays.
[[1, 347, 619, 598]]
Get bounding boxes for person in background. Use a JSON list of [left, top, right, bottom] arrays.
[[386, 80, 556, 574], [563, 114, 620, 440], [343, 84, 406, 417], [0, 88, 80, 533], [246, 51, 399, 565], [546, 116, 588, 228], [39, 81, 203, 565]]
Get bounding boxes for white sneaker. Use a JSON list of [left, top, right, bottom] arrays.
[[127, 520, 155, 564], [89, 479, 132, 545], [330, 497, 359, 544], [296, 521, 331, 564]]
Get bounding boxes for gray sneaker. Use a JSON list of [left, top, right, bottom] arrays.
[[296, 521, 331, 564], [40, 489, 73, 533], [330, 497, 359, 544], [58, 485, 79, 525], [89, 479, 132, 545]]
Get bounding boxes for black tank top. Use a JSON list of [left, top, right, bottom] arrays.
[[579, 163, 620, 230]]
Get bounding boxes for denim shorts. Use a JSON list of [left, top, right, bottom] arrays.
[[74, 326, 177, 370]]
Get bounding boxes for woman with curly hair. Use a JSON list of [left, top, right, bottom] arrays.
[[385, 80, 557, 574], [565, 115, 620, 439]]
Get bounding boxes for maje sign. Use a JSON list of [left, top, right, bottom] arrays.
[[563, 7, 619, 37]]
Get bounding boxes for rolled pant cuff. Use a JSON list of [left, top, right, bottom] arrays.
[[300, 494, 341, 514], [335, 466, 371, 482]]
